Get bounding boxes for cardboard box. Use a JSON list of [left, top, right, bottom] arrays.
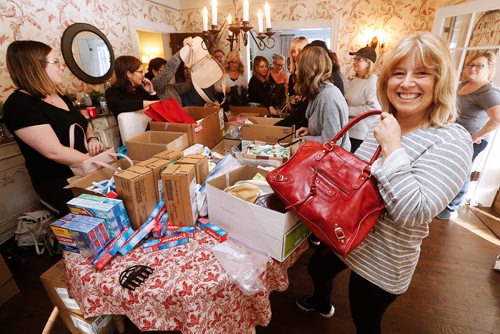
[[240, 117, 294, 144], [161, 164, 198, 226], [176, 155, 209, 184], [40, 260, 115, 334], [95, 125, 120, 150], [65, 160, 132, 198], [125, 131, 188, 161], [206, 165, 310, 261], [0, 254, 19, 306], [153, 149, 184, 161], [137, 158, 172, 201], [149, 106, 224, 148], [114, 165, 157, 229], [211, 138, 241, 156], [228, 106, 269, 117]]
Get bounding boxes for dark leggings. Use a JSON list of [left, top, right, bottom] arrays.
[[33, 177, 72, 217], [308, 244, 399, 334], [349, 138, 363, 153]]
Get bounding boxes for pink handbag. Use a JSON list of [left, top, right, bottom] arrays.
[[69, 123, 132, 176]]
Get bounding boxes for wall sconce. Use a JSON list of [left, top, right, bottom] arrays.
[[362, 30, 388, 52]]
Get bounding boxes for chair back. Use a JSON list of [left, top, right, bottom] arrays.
[[117, 109, 152, 143]]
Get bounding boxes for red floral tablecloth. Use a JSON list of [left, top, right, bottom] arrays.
[[65, 232, 307, 334]]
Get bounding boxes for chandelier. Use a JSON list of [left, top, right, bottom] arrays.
[[201, 0, 276, 53]]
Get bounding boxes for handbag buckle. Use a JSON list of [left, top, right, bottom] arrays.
[[272, 174, 288, 182], [334, 225, 345, 243]]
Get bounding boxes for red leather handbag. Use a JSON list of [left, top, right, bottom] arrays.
[[266, 110, 385, 257], [145, 98, 196, 124]]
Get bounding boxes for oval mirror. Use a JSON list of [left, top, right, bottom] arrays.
[[61, 23, 114, 84]]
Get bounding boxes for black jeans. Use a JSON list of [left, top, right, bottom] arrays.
[[308, 244, 399, 334]]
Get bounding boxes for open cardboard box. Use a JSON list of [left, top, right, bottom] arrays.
[[125, 131, 189, 161], [240, 117, 294, 144], [211, 138, 241, 156], [148, 106, 223, 148], [228, 106, 269, 117], [206, 165, 310, 261]]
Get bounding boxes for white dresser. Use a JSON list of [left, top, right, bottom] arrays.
[[0, 139, 40, 244]]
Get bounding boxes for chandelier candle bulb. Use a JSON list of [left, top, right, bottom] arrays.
[[264, 1, 271, 29], [243, 0, 249, 21], [228, 14, 233, 36], [258, 9, 263, 33], [211, 0, 217, 26], [202, 6, 208, 31]]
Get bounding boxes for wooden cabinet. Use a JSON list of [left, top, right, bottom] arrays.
[[0, 139, 40, 244]]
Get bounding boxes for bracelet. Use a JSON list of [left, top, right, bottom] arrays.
[[149, 91, 157, 95], [87, 136, 99, 143]]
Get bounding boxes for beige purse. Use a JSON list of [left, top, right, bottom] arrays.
[[69, 123, 132, 176]]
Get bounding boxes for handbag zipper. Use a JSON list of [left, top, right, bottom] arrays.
[[313, 167, 349, 195]]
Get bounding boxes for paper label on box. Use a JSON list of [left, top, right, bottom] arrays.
[[194, 124, 203, 133], [157, 179, 164, 201], [189, 177, 198, 222], [55, 287, 81, 311], [70, 314, 96, 334], [218, 109, 224, 130]]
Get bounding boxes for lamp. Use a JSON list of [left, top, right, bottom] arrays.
[[201, 0, 276, 53], [363, 30, 388, 52]]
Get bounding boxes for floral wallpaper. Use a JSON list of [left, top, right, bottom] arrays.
[[180, 0, 462, 76], [0, 0, 179, 101]]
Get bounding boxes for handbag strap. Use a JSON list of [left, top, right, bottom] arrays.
[[69, 123, 89, 150], [326, 110, 383, 164]]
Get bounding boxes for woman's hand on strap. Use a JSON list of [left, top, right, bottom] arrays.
[[373, 112, 402, 160], [296, 127, 310, 138]]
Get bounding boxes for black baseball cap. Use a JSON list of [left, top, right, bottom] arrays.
[[349, 46, 377, 63]]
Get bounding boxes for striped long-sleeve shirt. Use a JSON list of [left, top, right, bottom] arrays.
[[343, 123, 473, 294]]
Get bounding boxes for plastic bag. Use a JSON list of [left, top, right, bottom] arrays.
[[15, 209, 54, 255], [212, 238, 270, 295]]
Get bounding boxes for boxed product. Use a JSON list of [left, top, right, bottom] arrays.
[[0, 254, 19, 306], [89, 115, 117, 132], [66, 195, 129, 238], [161, 164, 198, 226], [149, 106, 223, 148], [125, 131, 189, 161], [176, 154, 209, 184], [240, 117, 294, 144], [211, 138, 241, 156], [50, 220, 80, 253], [153, 149, 184, 161], [137, 157, 172, 202], [114, 166, 157, 229], [206, 165, 310, 261]]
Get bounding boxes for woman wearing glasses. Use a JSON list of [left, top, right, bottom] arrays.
[[437, 51, 500, 220], [105, 55, 159, 117], [3, 40, 104, 216], [345, 46, 381, 152]]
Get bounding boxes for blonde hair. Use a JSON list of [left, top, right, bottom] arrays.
[[6, 40, 58, 98], [377, 32, 458, 127], [295, 46, 332, 100], [290, 36, 309, 73], [224, 51, 244, 74], [464, 51, 497, 81], [356, 59, 376, 79], [252, 56, 269, 79]]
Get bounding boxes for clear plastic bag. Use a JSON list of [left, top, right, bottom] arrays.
[[212, 238, 270, 295]]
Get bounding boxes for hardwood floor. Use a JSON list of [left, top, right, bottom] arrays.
[[1, 205, 498, 334], [257, 205, 500, 334]]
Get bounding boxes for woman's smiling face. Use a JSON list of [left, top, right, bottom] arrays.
[[387, 51, 436, 119]]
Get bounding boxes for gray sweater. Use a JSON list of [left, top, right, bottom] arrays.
[[151, 52, 192, 105], [344, 123, 473, 294], [304, 83, 350, 150]]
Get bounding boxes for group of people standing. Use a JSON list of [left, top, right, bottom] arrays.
[[2, 31, 498, 333]]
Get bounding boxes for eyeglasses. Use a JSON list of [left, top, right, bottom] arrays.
[[465, 64, 488, 69], [45, 59, 61, 65], [353, 57, 365, 63], [273, 63, 284, 67]]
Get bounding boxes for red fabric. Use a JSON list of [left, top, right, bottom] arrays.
[[267, 110, 385, 258], [145, 98, 196, 124], [65, 232, 308, 333]]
